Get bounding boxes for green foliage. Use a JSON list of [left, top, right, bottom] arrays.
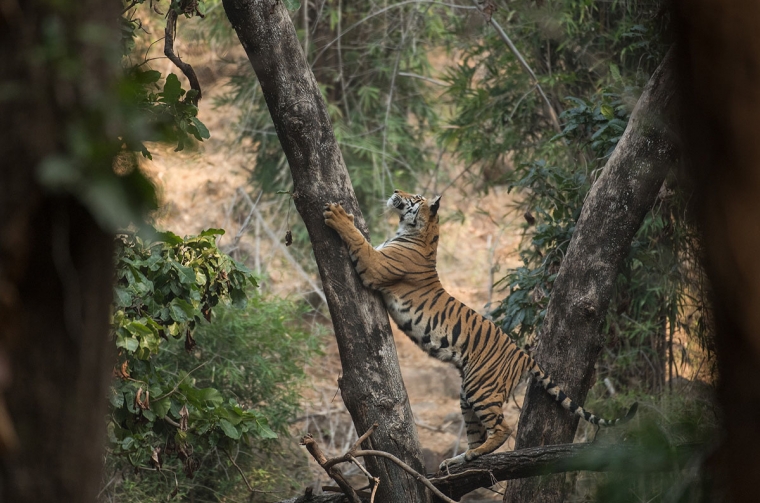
[[441, 0, 668, 172], [106, 303, 319, 500], [105, 229, 321, 500], [110, 229, 262, 474], [27, 8, 158, 231], [574, 387, 718, 502]]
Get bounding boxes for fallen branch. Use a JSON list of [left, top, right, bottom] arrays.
[[281, 441, 704, 503]]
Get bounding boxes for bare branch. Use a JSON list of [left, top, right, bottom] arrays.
[[302, 434, 363, 503], [353, 449, 457, 503], [164, 8, 202, 104]]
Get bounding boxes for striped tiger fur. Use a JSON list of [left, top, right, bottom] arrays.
[[323, 190, 637, 470]]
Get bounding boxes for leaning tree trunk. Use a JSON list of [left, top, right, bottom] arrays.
[[221, 2, 430, 502], [672, 2, 760, 500], [504, 50, 680, 503], [0, 2, 118, 502]]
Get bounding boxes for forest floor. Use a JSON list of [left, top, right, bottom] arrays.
[[141, 45, 526, 500]]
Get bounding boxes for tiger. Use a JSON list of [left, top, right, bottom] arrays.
[[323, 190, 637, 470]]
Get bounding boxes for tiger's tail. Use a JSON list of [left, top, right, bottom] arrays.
[[529, 366, 638, 427]]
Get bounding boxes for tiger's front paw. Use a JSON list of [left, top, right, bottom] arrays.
[[323, 202, 355, 232]]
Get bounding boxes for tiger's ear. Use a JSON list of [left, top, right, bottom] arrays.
[[430, 195, 441, 217]]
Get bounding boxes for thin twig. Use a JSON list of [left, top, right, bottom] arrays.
[[348, 455, 379, 503], [121, 0, 138, 15], [398, 71, 448, 86], [353, 449, 457, 503], [152, 362, 207, 402], [243, 197, 327, 305], [232, 188, 263, 248], [221, 448, 256, 494]]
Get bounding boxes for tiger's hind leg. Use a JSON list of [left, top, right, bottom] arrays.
[[461, 391, 487, 449], [439, 393, 510, 470]]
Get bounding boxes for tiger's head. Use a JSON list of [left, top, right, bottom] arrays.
[[387, 190, 441, 236]]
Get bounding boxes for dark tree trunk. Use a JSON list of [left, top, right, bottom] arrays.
[[0, 2, 118, 502], [220, 2, 429, 502], [672, 2, 760, 500], [503, 50, 680, 503]]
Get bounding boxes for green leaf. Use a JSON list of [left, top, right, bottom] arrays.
[[174, 263, 197, 285], [256, 421, 278, 440], [283, 0, 301, 10], [114, 286, 132, 307], [218, 419, 241, 439], [151, 398, 171, 418], [163, 73, 183, 103], [197, 387, 224, 407], [169, 298, 196, 322], [610, 63, 621, 82], [191, 117, 210, 140], [600, 104, 614, 120], [109, 389, 125, 408], [154, 230, 184, 245], [199, 228, 225, 237], [136, 69, 162, 85]]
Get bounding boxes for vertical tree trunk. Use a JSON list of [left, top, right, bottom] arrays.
[[504, 50, 679, 503], [672, 2, 760, 500], [220, 2, 430, 502], [0, 2, 118, 502]]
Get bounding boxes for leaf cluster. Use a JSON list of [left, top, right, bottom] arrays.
[[109, 229, 268, 478], [120, 3, 212, 158]]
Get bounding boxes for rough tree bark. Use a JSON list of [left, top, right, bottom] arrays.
[[503, 50, 680, 503], [672, 2, 760, 500], [0, 2, 118, 502], [220, 2, 430, 502]]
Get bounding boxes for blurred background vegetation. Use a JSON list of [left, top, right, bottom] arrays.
[[102, 0, 717, 501]]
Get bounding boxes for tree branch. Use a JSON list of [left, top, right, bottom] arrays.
[[277, 441, 703, 503], [164, 7, 202, 104]]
